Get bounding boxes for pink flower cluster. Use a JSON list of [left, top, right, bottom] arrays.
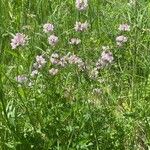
[[116, 35, 128, 47], [34, 55, 47, 69], [69, 38, 81, 45], [31, 70, 38, 77], [68, 54, 85, 70], [116, 23, 130, 46], [91, 46, 114, 79], [29, 55, 47, 78], [75, 21, 88, 32], [11, 1, 89, 49], [50, 53, 60, 65], [12, 1, 122, 82], [48, 35, 59, 46], [118, 24, 130, 31], [43, 23, 54, 33], [43, 23, 59, 46], [11, 33, 28, 49], [96, 50, 114, 69], [49, 68, 59, 76], [75, 0, 88, 11], [50, 52, 85, 70], [15, 75, 27, 83]]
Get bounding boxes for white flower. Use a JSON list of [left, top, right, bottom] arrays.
[[50, 53, 59, 64], [96, 50, 114, 69], [75, 0, 88, 11], [15, 75, 27, 83], [75, 21, 88, 32], [48, 35, 58, 46], [49, 68, 58, 75], [118, 24, 130, 31], [43, 23, 54, 33], [31, 70, 38, 77], [116, 35, 128, 46], [36, 55, 46, 68], [58, 56, 68, 67], [116, 35, 128, 43], [101, 51, 114, 63], [69, 38, 81, 45]]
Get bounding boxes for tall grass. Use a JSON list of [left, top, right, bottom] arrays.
[[0, 0, 150, 149]]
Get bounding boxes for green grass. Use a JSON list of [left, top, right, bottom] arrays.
[[0, 0, 150, 149]]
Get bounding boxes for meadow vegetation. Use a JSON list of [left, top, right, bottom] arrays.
[[0, 0, 150, 149]]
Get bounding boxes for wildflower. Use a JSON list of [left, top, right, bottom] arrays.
[[68, 54, 85, 70], [15, 75, 27, 83], [58, 56, 68, 67], [50, 53, 60, 64], [118, 24, 130, 31], [68, 54, 80, 64], [116, 35, 128, 46], [75, 0, 88, 11], [48, 35, 58, 46], [11, 33, 28, 49], [49, 68, 58, 76], [31, 70, 38, 77], [35, 55, 46, 68], [116, 35, 128, 43], [69, 38, 81, 45], [101, 51, 114, 64], [75, 21, 88, 32], [43, 23, 54, 33], [96, 50, 114, 69]]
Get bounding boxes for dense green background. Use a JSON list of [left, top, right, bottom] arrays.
[[0, 0, 150, 149]]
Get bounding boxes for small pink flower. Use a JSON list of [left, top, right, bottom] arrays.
[[58, 56, 68, 67], [48, 35, 58, 46], [15, 75, 27, 83], [75, 0, 88, 11], [68, 54, 79, 64], [49, 68, 58, 75], [50, 53, 60, 64], [11, 33, 28, 49], [68, 54, 85, 70], [116, 35, 128, 43], [36, 55, 46, 68], [101, 51, 114, 63], [31, 70, 38, 77], [116, 35, 128, 46], [118, 24, 130, 31], [75, 21, 88, 32], [96, 50, 114, 69], [69, 38, 81, 45], [43, 23, 54, 33]]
